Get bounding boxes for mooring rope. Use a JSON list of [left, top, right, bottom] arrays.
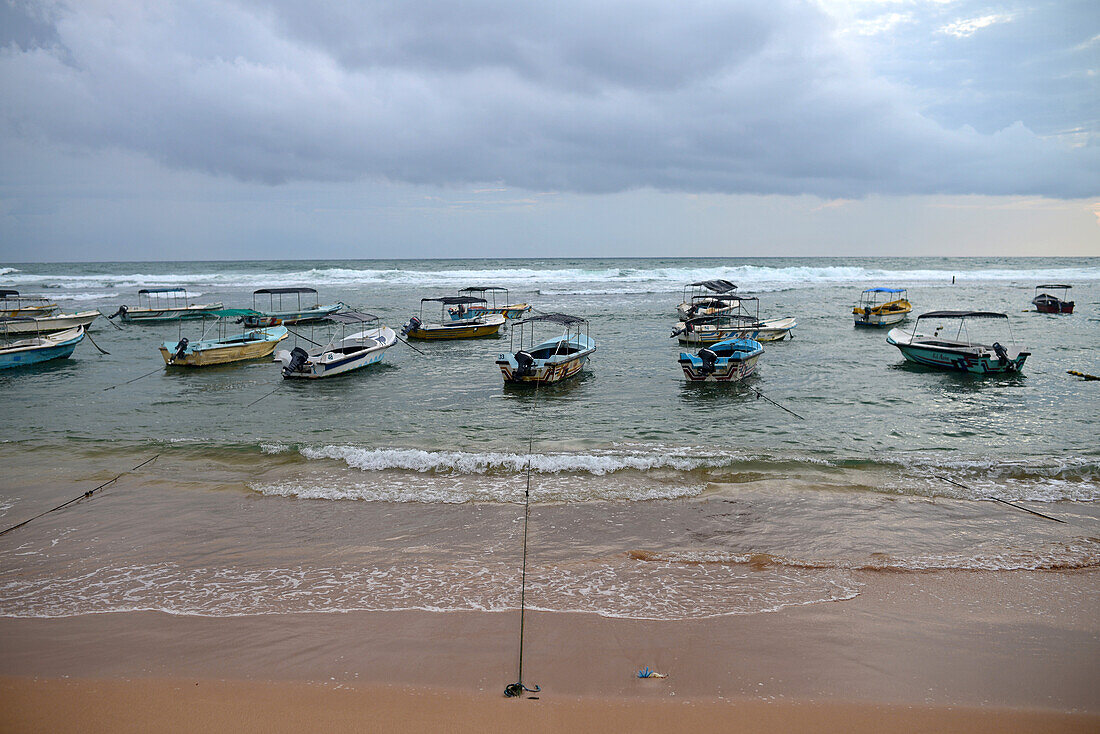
[[0, 454, 160, 537]]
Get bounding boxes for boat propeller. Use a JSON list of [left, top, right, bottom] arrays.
[[698, 348, 718, 374], [171, 337, 189, 363], [514, 351, 536, 378], [108, 305, 127, 319], [992, 342, 1010, 364], [400, 316, 421, 337], [282, 346, 309, 377]]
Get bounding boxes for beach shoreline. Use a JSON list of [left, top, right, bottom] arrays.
[[1, 568, 1096, 731]]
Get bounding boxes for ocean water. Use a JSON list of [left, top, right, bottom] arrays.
[[1, 257, 1098, 619]]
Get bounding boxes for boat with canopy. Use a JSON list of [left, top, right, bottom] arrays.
[[678, 336, 763, 382], [402, 296, 506, 340], [243, 287, 344, 327], [0, 322, 85, 369], [1031, 285, 1074, 314], [853, 288, 912, 327], [672, 295, 796, 345], [496, 313, 595, 385], [159, 309, 288, 367], [276, 310, 396, 379], [676, 280, 738, 320], [449, 287, 531, 320], [887, 311, 1029, 374], [0, 290, 58, 319], [0, 309, 100, 335], [110, 288, 222, 323]]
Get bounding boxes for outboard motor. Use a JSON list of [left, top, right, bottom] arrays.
[[400, 316, 421, 337], [514, 351, 536, 378], [283, 346, 310, 377], [170, 337, 189, 363], [108, 305, 127, 320], [992, 342, 1010, 364], [698, 348, 718, 374]]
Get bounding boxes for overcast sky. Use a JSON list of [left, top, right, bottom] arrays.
[[0, 0, 1097, 261]]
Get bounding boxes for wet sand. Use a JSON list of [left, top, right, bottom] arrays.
[[1, 569, 1097, 732]]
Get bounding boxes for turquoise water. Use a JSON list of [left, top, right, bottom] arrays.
[[1, 257, 1097, 619]]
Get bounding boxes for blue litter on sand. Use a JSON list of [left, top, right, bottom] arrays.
[[637, 667, 666, 679]]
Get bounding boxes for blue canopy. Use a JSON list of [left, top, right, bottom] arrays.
[[863, 287, 906, 293]]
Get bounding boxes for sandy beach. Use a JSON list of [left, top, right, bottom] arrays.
[[2, 568, 1096, 732]]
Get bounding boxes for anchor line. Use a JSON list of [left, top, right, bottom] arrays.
[[0, 454, 160, 537]]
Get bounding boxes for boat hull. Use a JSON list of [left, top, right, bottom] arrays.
[[887, 329, 1029, 374], [678, 338, 763, 382], [676, 318, 796, 345], [242, 305, 343, 327], [159, 328, 288, 366], [1032, 298, 1074, 314], [120, 303, 223, 322], [0, 327, 85, 369], [409, 315, 506, 340], [0, 311, 100, 335], [497, 351, 593, 384], [853, 308, 910, 327]]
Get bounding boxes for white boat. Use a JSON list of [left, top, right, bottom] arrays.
[[277, 311, 396, 379], [673, 295, 796, 344], [0, 325, 85, 369], [496, 313, 595, 385], [676, 280, 738, 320], [0, 310, 100, 335], [887, 311, 1029, 374], [109, 288, 222, 323]]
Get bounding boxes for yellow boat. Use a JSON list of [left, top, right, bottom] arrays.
[[0, 290, 58, 318], [402, 297, 506, 340], [853, 288, 912, 328], [158, 310, 288, 366]]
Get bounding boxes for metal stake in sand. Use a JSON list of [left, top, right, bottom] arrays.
[[504, 368, 541, 698]]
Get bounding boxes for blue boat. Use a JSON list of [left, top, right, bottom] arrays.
[[0, 325, 85, 369], [887, 311, 1029, 374], [678, 337, 763, 382]]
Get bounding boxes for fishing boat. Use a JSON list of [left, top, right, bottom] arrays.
[[159, 310, 288, 367], [1031, 285, 1074, 314], [109, 288, 222, 323], [277, 311, 396, 379], [242, 287, 344, 327], [678, 337, 763, 382], [402, 297, 506, 340], [0, 310, 100, 335], [853, 288, 911, 327], [887, 311, 1029, 374], [676, 280, 738, 320], [496, 313, 595, 385], [0, 324, 85, 369], [449, 287, 531, 320], [0, 290, 58, 318], [672, 296, 796, 345]]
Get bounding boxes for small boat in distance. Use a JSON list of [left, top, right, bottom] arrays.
[[277, 311, 396, 379], [0, 310, 100, 335], [159, 310, 288, 367], [672, 295, 796, 344], [0, 290, 58, 318], [676, 280, 738, 320], [243, 287, 344, 327], [1031, 285, 1074, 314], [110, 288, 222, 323], [402, 297, 506, 340], [496, 313, 595, 385], [678, 337, 763, 383], [887, 311, 1029, 374], [853, 288, 911, 327], [0, 324, 85, 370], [450, 287, 531, 319]]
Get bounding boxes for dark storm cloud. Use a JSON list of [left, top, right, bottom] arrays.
[[0, 0, 1096, 197]]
